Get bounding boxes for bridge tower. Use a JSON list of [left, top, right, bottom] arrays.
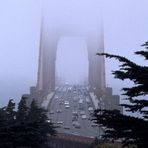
[[36, 0, 106, 103]]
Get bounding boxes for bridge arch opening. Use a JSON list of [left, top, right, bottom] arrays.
[[56, 37, 89, 86]]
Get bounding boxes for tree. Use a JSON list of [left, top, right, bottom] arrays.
[[26, 99, 56, 148], [0, 99, 16, 148], [12, 97, 56, 148], [0, 97, 56, 148], [11, 96, 31, 148], [93, 42, 148, 148], [16, 96, 28, 122], [0, 106, 11, 148]]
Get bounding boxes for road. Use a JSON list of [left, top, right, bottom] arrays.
[[47, 85, 103, 138]]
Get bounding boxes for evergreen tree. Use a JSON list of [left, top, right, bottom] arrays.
[[0, 99, 16, 148], [11, 96, 29, 148], [0, 106, 10, 148], [27, 100, 56, 147], [93, 42, 148, 147], [0, 96, 56, 148], [12, 97, 56, 148], [16, 96, 28, 122]]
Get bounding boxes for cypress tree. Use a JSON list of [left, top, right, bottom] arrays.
[[0, 99, 16, 148], [27, 99, 56, 147], [93, 42, 148, 147], [0, 106, 10, 148], [0, 96, 56, 148], [11, 96, 30, 148]]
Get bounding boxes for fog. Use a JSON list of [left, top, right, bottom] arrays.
[[0, 0, 148, 106], [56, 37, 88, 85]]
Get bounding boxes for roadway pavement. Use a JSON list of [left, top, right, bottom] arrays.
[[47, 85, 103, 138]]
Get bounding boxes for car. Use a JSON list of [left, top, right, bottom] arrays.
[[73, 91, 77, 94], [65, 82, 69, 85], [80, 111, 85, 115], [90, 136, 95, 138], [64, 101, 69, 105], [65, 105, 70, 108], [102, 126, 106, 130], [64, 126, 70, 129], [88, 107, 93, 111], [72, 111, 78, 115], [46, 119, 51, 123], [72, 121, 78, 126], [56, 109, 62, 113], [91, 123, 98, 127], [59, 99, 64, 103], [55, 96, 59, 99], [59, 101, 63, 105], [79, 99, 83, 104], [49, 111, 54, 114], [57, 121, 63, 125], [73, 121, 81, 128], [75, 123, 81, 128], [72, 132, 79, 136], [86, 98, 90, 103], [81, 114, 87, 119], [72, 115, 78, 121]]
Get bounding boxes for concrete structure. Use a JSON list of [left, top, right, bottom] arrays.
[[36, 2, 106, 102], [102, 87, 123, 113], [89, 88, 123, 113], [48, 133, 94, 148]]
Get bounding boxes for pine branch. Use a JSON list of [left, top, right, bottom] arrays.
[[97, 53, 148, 98], [135, 51, 148, 59], [96, 44, 148, 147], [121, 102, 148, 113], [93, 109, 148, 145], [141, 41, 148, 48], [97, 53, 145, 82], [96, 53, 137, 68], [122, 85, 148, 97]]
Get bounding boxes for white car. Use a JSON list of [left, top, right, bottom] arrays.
[[57, 121, 63, 125], [81, 114, 87, 119], [46, 119, 51, 123], [72, 132, 79, 136], [65, 105, 70, 108], [72, 111, 78, 115], [64, 101, 69, 105], [88, 107, 93, 111]]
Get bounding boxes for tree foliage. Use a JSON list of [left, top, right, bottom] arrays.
[[93, 42, 148, 148], [0, 97, 56, 148]]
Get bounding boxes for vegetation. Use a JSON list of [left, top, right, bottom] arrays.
[[95, 143, 120, 148], [93, 42, 148, 148], [94, 143, 137, 148], [0, 97, 56, 148]]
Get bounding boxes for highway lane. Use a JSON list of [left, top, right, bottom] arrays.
[[48, 85, 103, 138]]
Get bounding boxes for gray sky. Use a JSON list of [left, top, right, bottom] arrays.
[[0, 0, 148, 106]]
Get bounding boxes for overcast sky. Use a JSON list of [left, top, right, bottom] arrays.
[[0, 0, 148, 106], [56, 37, 88, 85]]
